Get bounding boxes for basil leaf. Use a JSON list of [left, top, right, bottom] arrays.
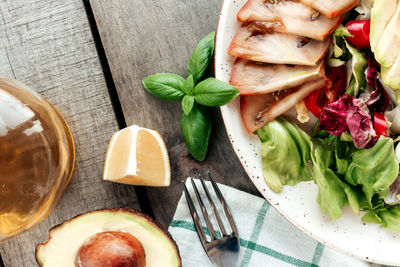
[[182, 75, 195, 95], [182, 95, 194, 115], [180, 105, 211, 161], [188, 32, 215, 83], [194, 78, 240, 106], [142, 73, 185, 100]]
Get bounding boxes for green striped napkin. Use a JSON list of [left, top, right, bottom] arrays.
[[168, 178, 371, 267]]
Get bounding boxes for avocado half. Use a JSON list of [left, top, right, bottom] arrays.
[[36, 208, 181, 267]]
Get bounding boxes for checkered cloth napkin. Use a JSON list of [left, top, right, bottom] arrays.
[[168, 178, 372, 267]]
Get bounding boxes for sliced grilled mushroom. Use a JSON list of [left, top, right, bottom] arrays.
[[228, 23, 331, 66], [230, 58, 325, 95], [237, 0, 342, 40], [299, 0, 358, 19], [241, 79, 326, 133]]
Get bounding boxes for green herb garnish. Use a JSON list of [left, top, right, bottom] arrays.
[[142, 32, 239, 161]]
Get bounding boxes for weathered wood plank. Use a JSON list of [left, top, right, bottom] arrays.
[[90, 0, 261, 227], [0, 0, 141, 265]]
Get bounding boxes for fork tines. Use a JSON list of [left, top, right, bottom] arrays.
[[182, 173, 238, 244]]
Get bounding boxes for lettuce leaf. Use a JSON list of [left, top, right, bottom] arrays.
[[334, 25, 353, 37], [362, 205, 400, 231], [344, 41, 368, 96], [335, 138, 353, 175], [376, 206, 400, 231], [327, 34, 347, 67], [345, 136, 399, 203], [257, 119, 399, 227], [312, 145, 360, 220], [256, 117, 313, 193]]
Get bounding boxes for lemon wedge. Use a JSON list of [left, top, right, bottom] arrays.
[[103, 125, 170, 186]]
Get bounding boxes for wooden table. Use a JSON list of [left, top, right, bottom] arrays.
[[0, 0, 260, 265]]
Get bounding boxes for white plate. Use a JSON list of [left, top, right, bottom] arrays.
[[215, 0, 400, 265]]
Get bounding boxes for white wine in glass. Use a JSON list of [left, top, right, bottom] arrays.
[[0, 79, 75, 241]]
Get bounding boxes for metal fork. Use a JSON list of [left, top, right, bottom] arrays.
[[182, 173, 240, 267]]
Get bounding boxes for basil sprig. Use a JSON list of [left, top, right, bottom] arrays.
[[142, 73, 185, 100], [188, 32, 215, 84], [182, 95, 195, 115], [181, 104, 211, 161], [194, 78, 239, 106], [142, 32, 239, 161]]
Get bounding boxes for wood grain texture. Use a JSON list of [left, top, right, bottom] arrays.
[[0, 0, 141, 265], [90, 0, 261, 227]]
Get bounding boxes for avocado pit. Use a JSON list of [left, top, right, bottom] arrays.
[[75, 231, 146, 267]]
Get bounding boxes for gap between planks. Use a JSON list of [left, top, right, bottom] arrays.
[[81, 0, 155, 218]]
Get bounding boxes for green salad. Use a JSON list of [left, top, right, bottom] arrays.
[[257, 117, 400, 230], [255, 0, 400, 231], [227, 0, 400, 230]]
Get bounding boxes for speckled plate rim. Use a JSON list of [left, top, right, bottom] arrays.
[[215, 0, 400, 265]]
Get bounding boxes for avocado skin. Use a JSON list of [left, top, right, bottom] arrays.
[[35, 208, 182, 267]]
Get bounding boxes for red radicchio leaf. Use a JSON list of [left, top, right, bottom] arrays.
[[346, 101, 378, 148], [365, 57, 389, 112], [318, 94, 353, 136], [318, 94, 378, 148]]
